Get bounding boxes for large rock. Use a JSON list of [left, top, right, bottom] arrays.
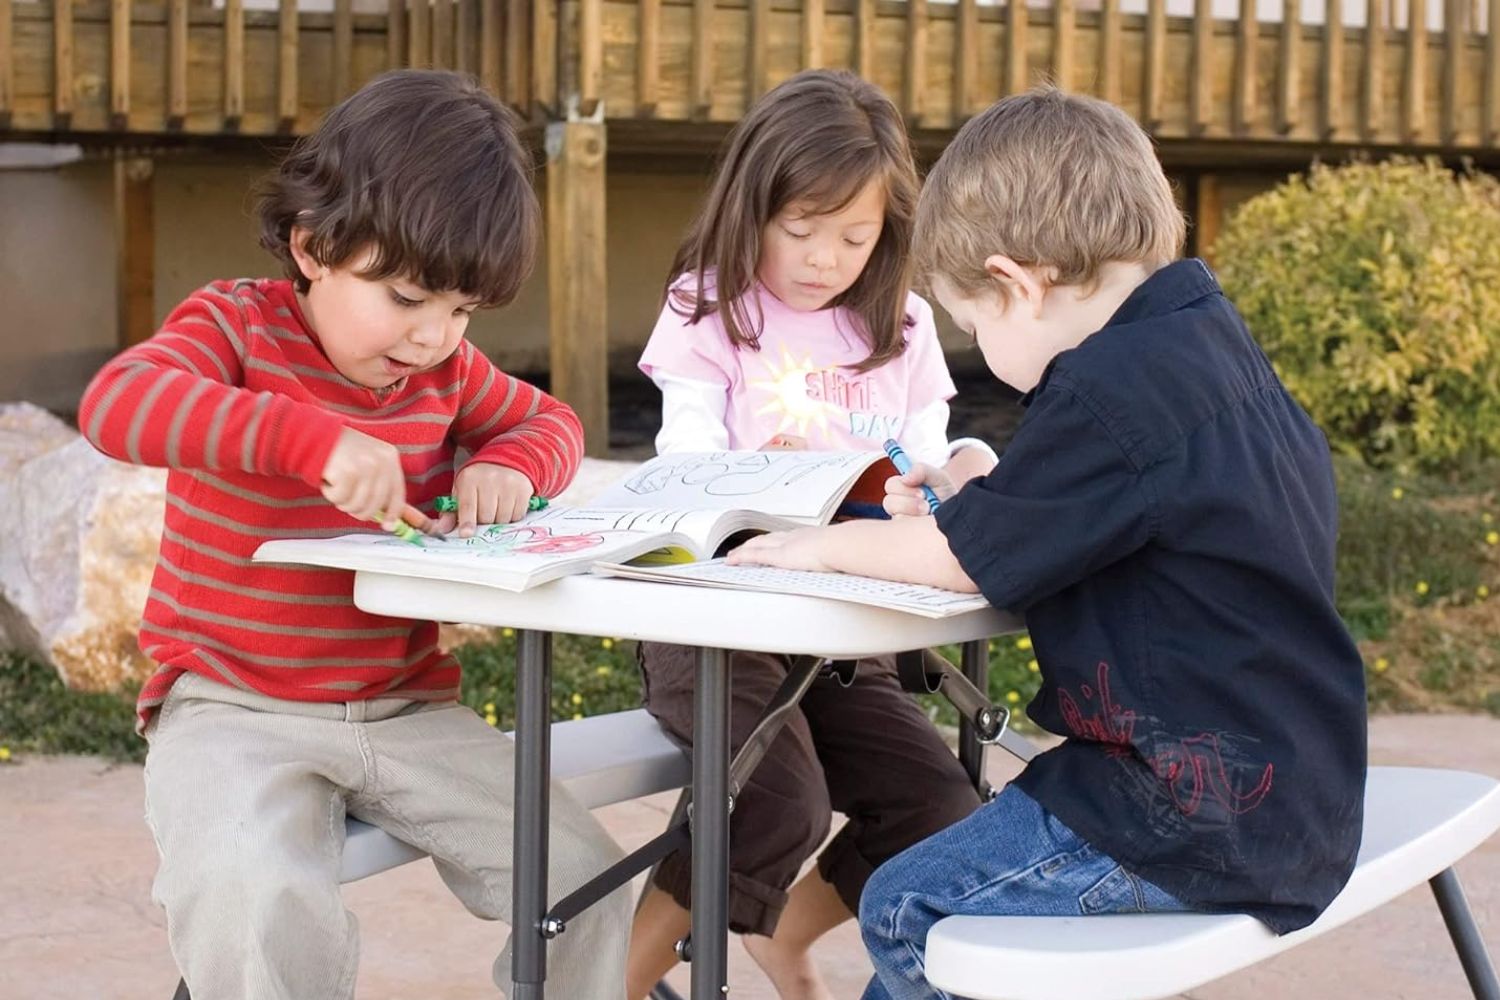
[[0, 401, 644, 689], [0, 404, 166, 691]]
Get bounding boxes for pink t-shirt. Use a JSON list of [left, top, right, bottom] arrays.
[[639, 276, 957, 452]]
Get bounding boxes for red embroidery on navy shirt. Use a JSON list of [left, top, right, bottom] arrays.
[[1058, 661, 1274, 817]]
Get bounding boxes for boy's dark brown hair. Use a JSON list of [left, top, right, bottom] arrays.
[[256, 69, 538, 308], [667, 69, 920, 373]]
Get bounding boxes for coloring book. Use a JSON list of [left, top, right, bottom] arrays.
[[252, 450, 895, 593], [591, 559, 992, 619]]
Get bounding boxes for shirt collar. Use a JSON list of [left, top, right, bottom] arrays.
[[1018, 258, 1221, 406], [1100, 257, 1221, 330]]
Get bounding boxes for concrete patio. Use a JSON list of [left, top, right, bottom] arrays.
[[3, 713, 1497, 1000]]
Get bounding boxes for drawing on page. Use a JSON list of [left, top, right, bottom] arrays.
[[395, 524, 608, 557], [618, 452, 855, 499]]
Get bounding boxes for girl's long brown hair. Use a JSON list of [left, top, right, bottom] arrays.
[[667, 70, 920, 373]]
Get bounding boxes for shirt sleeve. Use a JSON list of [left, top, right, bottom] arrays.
[[638, 286, 734, 390], [455, 343, 585, 498], [934, 385, 1156, 611], [652, 373, 731, 454], [900, 398, 953, 467], [78, 284, 346, 488], [901, 294, 959, 415]]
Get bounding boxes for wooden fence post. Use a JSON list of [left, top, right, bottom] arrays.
[[546, 113, 609, 457], [115, 154, 155, 349]]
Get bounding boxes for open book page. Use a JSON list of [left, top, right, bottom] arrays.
[[520, 504, 800, 563], [252, 512, 693, 592], [591, 558, 992, 619], [591, 450, 891, 523]]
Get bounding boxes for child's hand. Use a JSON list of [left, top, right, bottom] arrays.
[[727, 527, 832, 572], [883, 463, 958, 518], [321, 428, 409, 529], [438, 463, 535, 538], [759, 434, 808, 451]]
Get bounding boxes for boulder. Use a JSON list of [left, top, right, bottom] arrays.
[[0, 404, 166, 691]]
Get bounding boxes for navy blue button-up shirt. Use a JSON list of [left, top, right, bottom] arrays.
[[937, 258, 1366, 933]]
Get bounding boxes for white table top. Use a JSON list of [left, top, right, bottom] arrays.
[[353, 571, 1021, 658]]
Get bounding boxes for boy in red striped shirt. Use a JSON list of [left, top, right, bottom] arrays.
[[79, 70, 629, 999]]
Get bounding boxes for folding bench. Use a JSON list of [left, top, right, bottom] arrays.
[[923, 765, 1500, 1000]]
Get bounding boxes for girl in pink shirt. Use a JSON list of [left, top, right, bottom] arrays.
[[628, 70, 995, 1000]]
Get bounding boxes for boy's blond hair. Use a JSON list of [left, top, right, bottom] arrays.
[[914, 88, 1185, 299]]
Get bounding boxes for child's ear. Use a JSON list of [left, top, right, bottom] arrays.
[[287, 225, 326, 284], [984, 254, 1049, 318]]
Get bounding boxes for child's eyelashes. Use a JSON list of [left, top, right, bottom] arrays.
[[389, 289, 423, 308], [781, 226, 813, 240]]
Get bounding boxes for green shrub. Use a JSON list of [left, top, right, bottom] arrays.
[[1332, 455, 1492, 639], [1216, 158, 1500, 474]]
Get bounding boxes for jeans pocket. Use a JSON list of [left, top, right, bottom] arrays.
[[1078, 865, 1146, 915]]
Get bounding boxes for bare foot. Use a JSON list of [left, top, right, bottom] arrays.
[[742, 932, 837, 1000]]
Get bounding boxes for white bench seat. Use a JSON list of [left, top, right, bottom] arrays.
[[926, 766, 1500, 1000], [340, 707, 689, 883]]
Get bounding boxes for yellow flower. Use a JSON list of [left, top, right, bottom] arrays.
[[1006, 690, 1022, 704], [502, 627, 515, 638], [0, 746, 10, 762], [1391, 487, 1404, 500], [1028, 659, 1040, 673], [1373, 657, 1389, 673], [1415, 580, 1430, 595], [601, 638, 614, 650], [1015, 636, 1033, 651], [572, 712, 584, 721], [485, 713, 499, 727], [1478, 585, 1490, 599], [571, 692, 584, 706], [595, 665, 611, 676], [483, 702, 495, 714], [1487, 531, 1499, 546], [1484, 512, 1495, 525]]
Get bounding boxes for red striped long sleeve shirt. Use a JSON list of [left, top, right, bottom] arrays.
[[78, 278, 584, 729]]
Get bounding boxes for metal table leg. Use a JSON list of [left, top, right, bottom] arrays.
[[512, 629, 554, 1000], [691, 646, 731, 998], [1431, 867, 1500, 1000]]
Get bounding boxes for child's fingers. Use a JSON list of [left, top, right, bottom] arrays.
[[727, 533, 779, 564], [511, 492, 531, 523], [430, 512, 458, 536], [379, 477, 407, 531], [904, 464, 935, 486], [882, 492, 931, 518], [456, 487, 479, 538]]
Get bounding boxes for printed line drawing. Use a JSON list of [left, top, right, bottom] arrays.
[[619, 452, 858, 498]]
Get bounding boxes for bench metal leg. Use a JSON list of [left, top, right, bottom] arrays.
[[958, 639, 995, 799], [691, 646, 731, 999], [511, 629, 554, 1000], [1431, 867, 1500, 1000]]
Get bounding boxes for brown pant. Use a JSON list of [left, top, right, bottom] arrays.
[[638, 642, 982, 937]]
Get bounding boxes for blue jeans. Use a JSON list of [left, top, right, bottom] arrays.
[[858, 786, 1188, 1000]]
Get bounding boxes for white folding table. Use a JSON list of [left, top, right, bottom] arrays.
[[350, 569, 1019, 999]]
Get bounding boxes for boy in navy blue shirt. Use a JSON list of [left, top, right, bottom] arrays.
[[729, 88, 1367, 1000]]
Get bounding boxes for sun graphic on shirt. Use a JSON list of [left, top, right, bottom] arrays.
[[750, 345, 836, 437]]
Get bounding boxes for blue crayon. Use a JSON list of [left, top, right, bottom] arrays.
[[882, 438, 942, 514]]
